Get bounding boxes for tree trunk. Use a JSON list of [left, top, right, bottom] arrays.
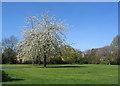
[[32, 59, 34, 66], [43, 55, 47, 68], [38, 59, 40, 65]]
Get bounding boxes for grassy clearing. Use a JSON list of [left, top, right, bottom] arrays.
[[1, 64, 118, 84]]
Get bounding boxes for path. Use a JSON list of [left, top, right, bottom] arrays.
[[0, 67, 32, 69]]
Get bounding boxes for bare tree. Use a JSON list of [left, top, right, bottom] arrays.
[[2, 35, 18, 51]]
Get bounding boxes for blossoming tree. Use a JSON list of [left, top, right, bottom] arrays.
[[17, 12, 68, 67]]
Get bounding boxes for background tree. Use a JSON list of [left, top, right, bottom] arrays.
[[2, 48, 17, 64], [110, 35, 120, 48], [2, 36, 18, 64], [83, 35, 119, 65], [61, 45, 82, 64], [2, 35, 18, 51], [17, 12, 68, 67], [95, 46, 111, 64], [110, 35, 119, 64]]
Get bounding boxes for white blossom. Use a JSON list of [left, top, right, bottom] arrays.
[[17, 12, 68, 65]]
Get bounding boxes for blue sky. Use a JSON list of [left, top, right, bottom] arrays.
[[2, 2, 118, 51]]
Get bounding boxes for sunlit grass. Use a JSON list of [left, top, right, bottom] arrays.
[[1, 64, 118, 84]]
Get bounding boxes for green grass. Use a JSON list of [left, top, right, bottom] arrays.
[[1, 64, 118, 84]]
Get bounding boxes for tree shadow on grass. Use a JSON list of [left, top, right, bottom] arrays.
[[47, 66, 86, 68], [1, 70, 24, 82], [46, 65, 87, 68], [2, 78, 24, 82]]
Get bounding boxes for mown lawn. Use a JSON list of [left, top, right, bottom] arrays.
[[1, 64, 118, 84]]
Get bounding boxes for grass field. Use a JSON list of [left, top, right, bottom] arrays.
[[1, 64, 118, 84]]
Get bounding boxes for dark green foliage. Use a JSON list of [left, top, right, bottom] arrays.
[[49, 57, 64, 64], [60, 45, 83, 64], [2, 48, 17, 64], [22, 60, 32, 64]]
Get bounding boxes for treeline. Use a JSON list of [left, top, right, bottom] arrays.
[[83, 35, 119, 65], [83, 46, 118, 65], [1, 35, 120, 65], [50, 39, 119, 65]]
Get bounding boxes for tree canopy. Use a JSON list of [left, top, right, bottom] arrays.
[[17, 12, 68, 67], [2, 35, 18, 51]]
